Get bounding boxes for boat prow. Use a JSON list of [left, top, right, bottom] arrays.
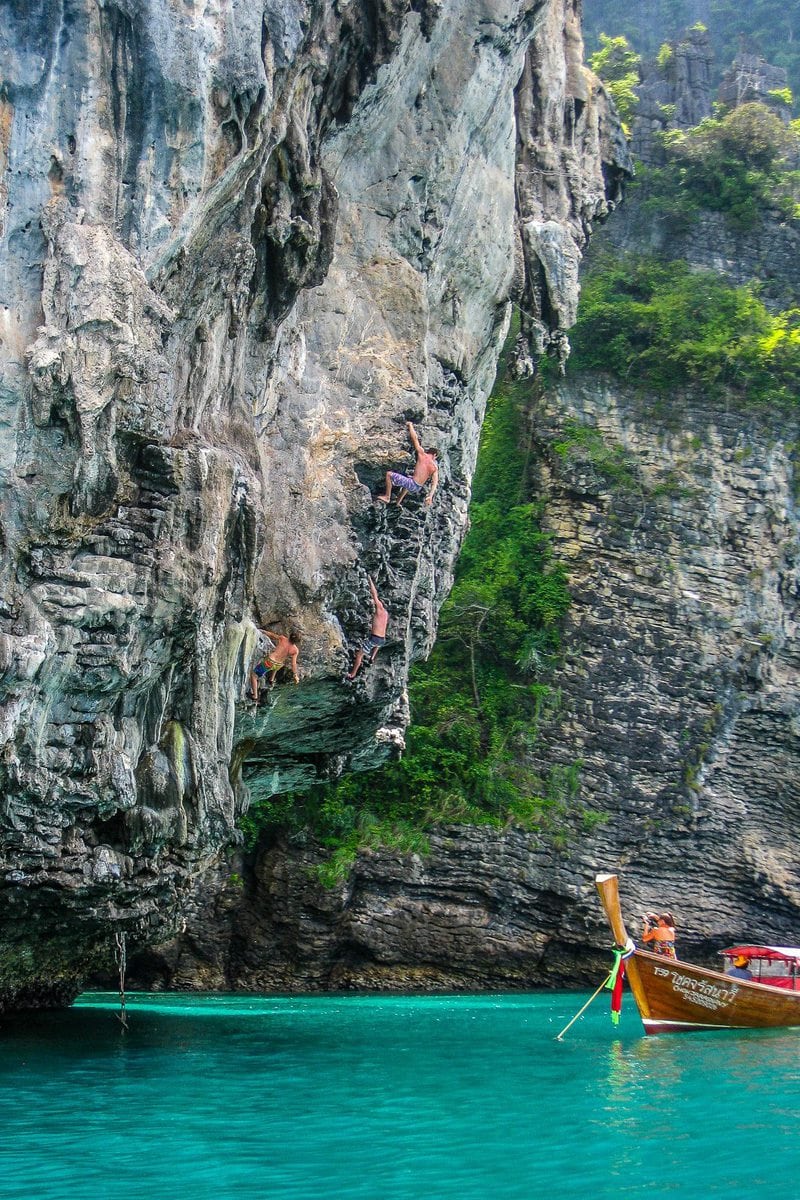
[[595, 872, 800, 1034]]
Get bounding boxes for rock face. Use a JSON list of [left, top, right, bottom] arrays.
[[526, 376, 800, 971], [126, 49, 800, 996], [123, 827, 599, 991], [630, 25, 713, 165], [0, 0, 626, 1008], [130, 354, 800, 992]]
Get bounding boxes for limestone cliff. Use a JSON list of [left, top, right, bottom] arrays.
[[128, 356, 800, 992], [0, 0, 626, 1008], [123, 44, 800, 997]]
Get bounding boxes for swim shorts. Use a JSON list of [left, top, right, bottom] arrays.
[[361, 634, 386, 654], [254, 658, 280, 677], [389, 472, 422, 493]]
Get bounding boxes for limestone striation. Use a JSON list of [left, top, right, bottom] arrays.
[[0, 0, 627, 1008]]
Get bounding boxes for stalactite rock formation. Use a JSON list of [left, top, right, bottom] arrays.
[[0, 0, 627, 1008]]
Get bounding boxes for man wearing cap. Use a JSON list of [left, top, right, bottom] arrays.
[[727, 954, 753, 980]]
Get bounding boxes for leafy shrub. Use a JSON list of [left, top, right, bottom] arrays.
[[769, 88, 794, 108], [570, 251, 800, 405], [656, 42, 674, 70], [660, 103, 799, 229], [589, 34, 641, 133]]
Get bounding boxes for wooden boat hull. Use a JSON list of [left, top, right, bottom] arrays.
[[624, 949, 800, 1034], [596, 871, 800, 1034]]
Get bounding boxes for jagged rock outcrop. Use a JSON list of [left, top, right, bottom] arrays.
[[717, 53, 792, 116], [512, 0, 629, 372], [0, 0, 627, 1009], [630, 25, 713, 164]]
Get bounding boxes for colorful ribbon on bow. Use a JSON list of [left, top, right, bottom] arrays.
[[605, 941, 635, 1025]]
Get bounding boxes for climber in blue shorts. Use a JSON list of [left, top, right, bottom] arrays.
[[376, 421, 439, 507]]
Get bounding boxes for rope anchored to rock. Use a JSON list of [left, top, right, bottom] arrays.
[[114, 931, 129, 1032]]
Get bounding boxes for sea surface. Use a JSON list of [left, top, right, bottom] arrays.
[[2, 990, 799, 1199]]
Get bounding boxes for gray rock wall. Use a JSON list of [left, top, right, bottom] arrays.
[[124, 54, 800, 997], [630, 26, 713, 164], [0, 0, 626, 1008], [129, 368, 800, 996], [527, 376, 800, 967]]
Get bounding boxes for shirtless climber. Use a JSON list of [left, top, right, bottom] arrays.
[[347, 577, 389, 680], [376, 421, 439, 507], [250, 628, 301, 701]]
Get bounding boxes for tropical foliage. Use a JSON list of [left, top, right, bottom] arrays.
[[589, 34, 641, 133], [570, 252, 800, 404], [649, 103, 800, 230]]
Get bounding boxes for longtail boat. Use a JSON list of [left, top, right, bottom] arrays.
[[595, 872, 800, 1034]]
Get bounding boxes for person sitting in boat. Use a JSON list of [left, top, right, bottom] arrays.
[[727, 954, 753, 980], [642, 912, 677, 959]]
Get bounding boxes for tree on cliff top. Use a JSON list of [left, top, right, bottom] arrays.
[[660, 101, 799, 228], [571, 252, 800, 405]]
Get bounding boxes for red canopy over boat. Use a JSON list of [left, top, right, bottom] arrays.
[[722, 945, 800, 964]]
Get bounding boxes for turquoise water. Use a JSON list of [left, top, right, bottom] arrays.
[[2, 992, 800, 1199]]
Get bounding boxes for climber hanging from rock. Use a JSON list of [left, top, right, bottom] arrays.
[[376, 420, 439, 507], [347, 576, 389, 680], [250, 627, 301, 702]]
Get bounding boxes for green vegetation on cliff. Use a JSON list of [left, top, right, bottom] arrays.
[[571, 252, 800, 404], [242, 375, 574, 880], [568, 73, 800, 402], [589, 34, 641, 133], [642, 103, 800, 230]]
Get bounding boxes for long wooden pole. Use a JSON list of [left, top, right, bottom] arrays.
[[554, 973, 612, 1041]]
